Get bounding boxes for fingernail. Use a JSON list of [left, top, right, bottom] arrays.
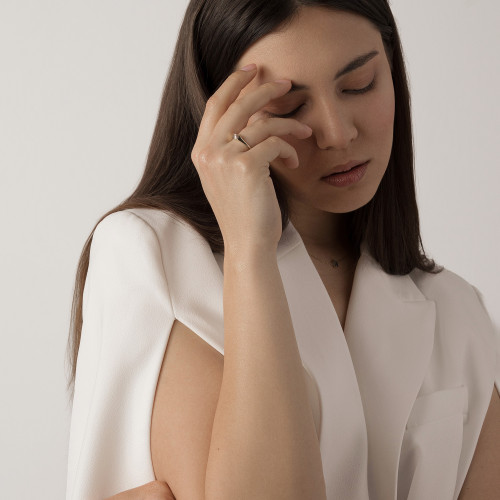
[[241, 64, 256, 71]]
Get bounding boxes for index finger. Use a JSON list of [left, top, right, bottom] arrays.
[[196, 65, 257, 145]]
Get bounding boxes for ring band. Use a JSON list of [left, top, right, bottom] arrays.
[[233, 133, 252, 149], [233, 133, 270, 168]]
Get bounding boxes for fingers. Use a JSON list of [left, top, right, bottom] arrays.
[[196, 66, 258, 148], [213, 79, 295, 145], [226, 116, 312, 169], [237, 116, 312, 149], [193, 64, 312, 174], [233, 135, 301, 170]]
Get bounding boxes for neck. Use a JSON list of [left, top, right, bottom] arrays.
[[289, 208, 354, 258]]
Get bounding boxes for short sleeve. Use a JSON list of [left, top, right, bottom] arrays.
[[471, 284, 500, 396], [66, 211, 175, 500]]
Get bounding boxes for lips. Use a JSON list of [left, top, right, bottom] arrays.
[[321, 160, 369, 177]]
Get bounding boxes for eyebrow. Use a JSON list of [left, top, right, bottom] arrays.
[[285, 49, 379, 93]]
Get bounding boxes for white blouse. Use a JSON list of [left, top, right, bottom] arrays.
[[66, 207, 499, 500]]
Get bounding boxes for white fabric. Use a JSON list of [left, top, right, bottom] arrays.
[[66, 207, 499, 500]]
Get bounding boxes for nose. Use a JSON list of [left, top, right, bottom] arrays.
[[310, 98, 358, 150]]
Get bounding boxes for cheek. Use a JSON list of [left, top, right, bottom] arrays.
[[367, 86, 395, 138]]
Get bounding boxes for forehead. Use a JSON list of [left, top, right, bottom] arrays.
[[236, 7, 382, 83]]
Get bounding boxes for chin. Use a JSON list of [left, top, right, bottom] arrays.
[[321, 184, 381, 213]]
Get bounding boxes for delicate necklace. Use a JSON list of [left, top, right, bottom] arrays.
[[307, 251, 352, 269]]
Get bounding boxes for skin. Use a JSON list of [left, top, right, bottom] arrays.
[[235, 7, 395, 260]]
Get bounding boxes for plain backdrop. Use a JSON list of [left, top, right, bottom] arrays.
[[1, 1, 499, 498]]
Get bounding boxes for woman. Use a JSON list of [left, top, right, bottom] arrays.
[[65, 1, 500, 499]]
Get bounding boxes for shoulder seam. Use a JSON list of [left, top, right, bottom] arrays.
[[126, 207, 198, 234], [121, 210, 175, 315]]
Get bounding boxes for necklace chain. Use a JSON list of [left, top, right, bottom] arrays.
[[308, 251, 351, 268]]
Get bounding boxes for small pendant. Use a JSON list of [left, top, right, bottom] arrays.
[[330, 259, 339, 268]]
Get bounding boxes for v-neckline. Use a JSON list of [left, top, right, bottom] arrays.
[[276, 218, 366, 335], [309, 254, 359, 331], [310, 256, 360, 335]]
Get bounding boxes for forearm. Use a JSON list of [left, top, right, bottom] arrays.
[[204, 248, 327, 500]]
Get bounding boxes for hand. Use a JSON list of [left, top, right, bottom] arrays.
[[191, 65, 312, 254], [104, 480, 175, 500]]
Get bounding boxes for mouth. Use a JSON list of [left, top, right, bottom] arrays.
[[320, 161, 370, 187], [321, 160, 370, 178]]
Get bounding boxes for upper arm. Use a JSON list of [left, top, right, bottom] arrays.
[[69, 211, 178, 499], [151, 319, 224, 500], [458, 385, 500, 499]]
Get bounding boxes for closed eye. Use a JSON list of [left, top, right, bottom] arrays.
[[268, 78, 376, 119], [344, 78, 376, 95], [344, 78, 375, 94], [268, 105, 305, 119]]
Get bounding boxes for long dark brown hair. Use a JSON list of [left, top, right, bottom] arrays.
[[66, 0, 442, 400]]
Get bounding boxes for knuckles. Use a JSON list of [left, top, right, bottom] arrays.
[[190, 148, 198, 163], [267, 135, 280, 145], [194, 148, 229, 173], [195, 148, 212, 169], [205, 95, 219, 110], [255, 116, 270, 128], [232, 156, 252, 171]]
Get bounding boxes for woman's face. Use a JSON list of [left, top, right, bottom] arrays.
[[235, 7, 395, 215]]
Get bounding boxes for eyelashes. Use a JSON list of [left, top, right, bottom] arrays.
[[268, 78, 376, 119], [269, 106, 305, 120], [346, 78, 376, 95]]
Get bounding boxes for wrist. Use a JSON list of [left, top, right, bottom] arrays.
[[223, 244, 278, 270]]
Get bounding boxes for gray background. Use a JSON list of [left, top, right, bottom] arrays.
[[1, 1, 499, 498]]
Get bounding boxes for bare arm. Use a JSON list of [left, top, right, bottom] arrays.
[[204, 247, 327, 500], [150, 66, 325, 499], [458, 386, 500, 499]]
